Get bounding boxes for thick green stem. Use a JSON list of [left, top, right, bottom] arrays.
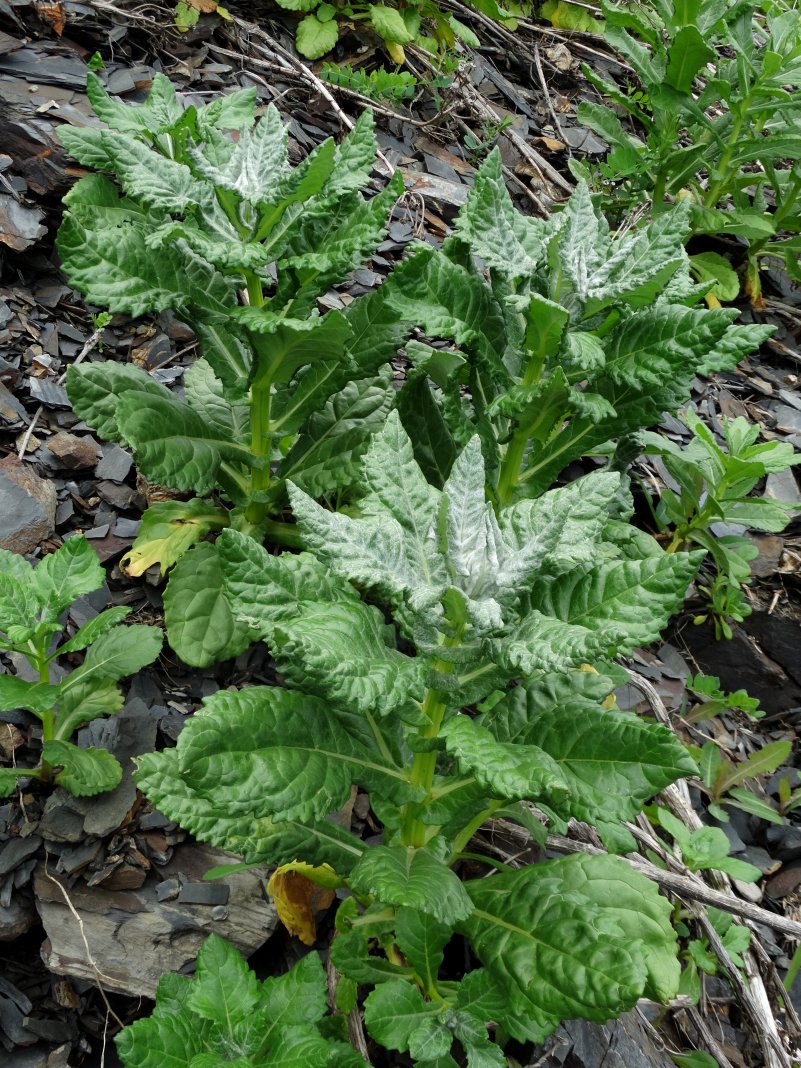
[[704, 109, 746, 209], [400, 635, 461, 848], [262, 518, 305, 549], [496, 341, 549, 507], [34, 642, 54, 783], [496, 431, 529, 507]]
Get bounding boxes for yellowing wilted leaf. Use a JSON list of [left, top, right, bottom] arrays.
[[267, 862, 339, 946]]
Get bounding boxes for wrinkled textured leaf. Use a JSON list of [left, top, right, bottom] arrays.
[[350, 845, 473, 923], [44, 739, 122, 797], [164, 541, 253, 668]]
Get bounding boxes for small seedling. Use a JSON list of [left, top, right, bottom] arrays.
[[692, 739, 790, 824], [0, 537, 162, 798], [116, 934, 366, 1066]]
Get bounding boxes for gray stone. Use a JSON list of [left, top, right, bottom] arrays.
[[28, 377, 70, 409], [35, 843, 278, 997], [155, 878, 181, 902], [178, 882, 229, 906], [45, 431, 98, 470], [0, 835, 42, 876], [96, 480, 135, 509], [0, 892, 35, 940], [94, 445, 132, 483], [767, 823, 801, 861], [37, 796, 86, 844], [765, 467, 800, 511], [114, 518, 140, 538], [555, 1011, 676, 1067], [0, 456, 56, 553], [0, 380, 27, 428]]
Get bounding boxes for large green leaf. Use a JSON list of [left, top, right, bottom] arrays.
[[288, 483, 423, 609], [665, 25, 716, 92], [135, 685, 416, 826], [555, 179, 610, 303], [164, 541, 254, 668], [501, 553, 703, 671], [234, 310, 352, 388], [183, 360, 249, 441], [270, 599, 426, 720], [116, 1007, 211, 1068], [349, 845, 473, 923], [482, 678, 697, 824], [459, 855, 663, 1036], [0, 574, 41, 640], [57, 181, 232, 319], [85, 71, 184, 135], [363, 981, 452, 1060], [115, 391, 259, 494], [66, 361, 173, 444], [59, 128, 204, 213], [63, 624, 163, 689], [278, 373, 395, 496], [57, 607, 132, 656], [135, 743, 365, 868], [394, 907, 451, 992], [523, 554, 703, 648], [441, 715, 568, 803], [382, 248, 509, 386], [0, 675, 60, 714], [396, 374, 457, 488], [54, 677, 124, 739], [186, 933, 259, 1026], [501, 471, 622, 578], [189, 104, 289, 203], [219, 531, 359, 637], [603, 305, 740, 394]]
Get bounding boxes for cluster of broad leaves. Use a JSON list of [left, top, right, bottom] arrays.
[[0, 537, 162, 798], [640, 409, 800, 634], [380, 148, 773, 504], [59, 74, 406, 667], [575, 0, 801, 301], [136, 414, 702, 1062], [57, 76, 774, 672], [116, 933, 366, 1068]]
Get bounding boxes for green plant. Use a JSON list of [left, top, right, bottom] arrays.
[[58, 74, 405, 667], [281, 0, 488, 63], [639, 408, 800, 638], [682, 673, 762, 723], [655, 807, 763, 880], [379, 149, 772, 505], [135, 413, 704, 1063], [693, 738, 790, 823], [173, 0, 231, 32], [0, 537, 162, 797], [675, 906, 751, 1005], [778, 772, 801, 816], [116, 933, 366, 1067], [463, 116, 515, 165], [575, 0, 801, 303], [321, 62, 418, 102]]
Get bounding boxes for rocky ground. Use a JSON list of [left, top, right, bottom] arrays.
[[1, 1, 801, 1065]]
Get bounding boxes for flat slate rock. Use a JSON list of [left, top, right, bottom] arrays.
[[34, 843, 278, 997], [0, 455, 56, 553]]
